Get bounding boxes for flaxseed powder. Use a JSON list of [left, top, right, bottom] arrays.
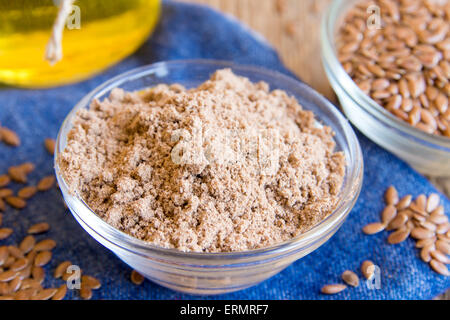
[[59, 69, 346, 253]]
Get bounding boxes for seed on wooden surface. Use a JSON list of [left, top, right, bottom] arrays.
[[81, 275, 101, 290], [5, 196, 26, 209], [426, 193, 440, 213], [54, 261, 71, 279], [363, 222, 386, 235], [19, 236, 35, 254], [9, 276, 22, 293], [17, 186, 38, 199], [341, 270, 359, 287], [429, 259, 450, 276], [396, 195, 412, 210], [10, 258, 28, 272], [0, 228, 13, 240], [361, 260, 375, 279], [430, 250, 450, 264], [436, 240, 450, 255], [0, 175, 10, 188], [0, 127, 20, 146], [387, 229, 410, 244], [8, 246, 24, 259], [37, 176, 55, 192], [131, 270, 145, 285], [34, 239, 56, 252], [32, 266, 45, 283], [411, 227, 435, 240], [80, 286, 93, 300], [52, 284, 67, 300], [381, 205, 397, 224], [31, 288, 57, 300], [321, 284, 347, 295], [385, 186, 399, 205], [34, 251, 52, 267], [44, 138, 56, 155], [0, 188, 13, 198], [0, 246, 8, 265], [27, 222, 50, 235], [8, 166, 27, 184], [0, 270, 17, 282]]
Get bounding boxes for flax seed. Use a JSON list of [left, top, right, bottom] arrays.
[[420, 244, 434, 263], [17, 186, 38, 199], [131, 270, 145, 285], [19, 236, 35, 254], [31, 288, 57, 300], [381, 205, 397, 224], [81, 275, 101, 290], [5, 197, 26, 209], [387, 212, 408, 230], [27, 222, 50, 235], [361, 260, 375, 279], [9, 276, 21, 293], [387, 228, 410, 244], [8, 246, 24, 259], [80, 286, 93, 300], [416, 237, 436, 249], [341, 270, 359, 287], [34, 251, 52, 267], [54, 261, 71, 279], [429, 259, 450, 276], [385, 186, 399, 205], [436, 240, 450, 255], [37, 176, 55, 191], [0, 175, 10, 188], [51, 284, 67, 300], [321, 284, 347, 295], [31, 266, 45, 283], [396, 195, 412, 210], [0, 127, 20, 146], [0, 189, 13, 198], [0, 228, 12, 240], [0, 246, 8, 265], [44, 138, 56, 156], [363, 222, 385, 235], [0, 270, 17, 282], [8, 167, 27, 184], [34, 239, 56, 252], [426, 193, 440, 212], [10, 258, 28, 272], [411, 227, 435, 240]]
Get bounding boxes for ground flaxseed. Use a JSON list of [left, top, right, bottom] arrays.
[[59, 69, 346, 253]]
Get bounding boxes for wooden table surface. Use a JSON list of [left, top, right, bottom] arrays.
[[183, 0, 449, 300]]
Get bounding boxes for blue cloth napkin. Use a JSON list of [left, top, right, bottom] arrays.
[[0, 0, 448, 300]]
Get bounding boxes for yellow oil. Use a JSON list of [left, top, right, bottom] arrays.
[[0, 0, 161, 88]]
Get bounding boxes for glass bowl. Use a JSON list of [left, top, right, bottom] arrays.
[[321, 0, 450, 177], [54, 60, 363, 295]]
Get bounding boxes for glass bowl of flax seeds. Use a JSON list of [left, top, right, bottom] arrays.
[[54, 60, 363, 295], [321, 0, 450, 176]]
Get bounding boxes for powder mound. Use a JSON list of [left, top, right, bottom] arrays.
[[59, 69, 346, 252]]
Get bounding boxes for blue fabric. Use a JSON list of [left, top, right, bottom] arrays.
[[0, 1, 448, 300]]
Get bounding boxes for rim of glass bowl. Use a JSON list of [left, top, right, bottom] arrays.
[[54, 59, 363, 264], [321, 0, 450, 151]]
